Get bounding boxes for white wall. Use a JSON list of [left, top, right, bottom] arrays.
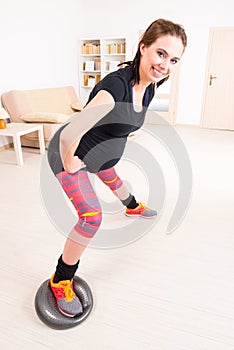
[[0, 0, 233, 145], [0, 0, 83, 146], [0, 0, 82, 92]]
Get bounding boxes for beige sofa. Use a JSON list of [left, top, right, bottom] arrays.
[[1, 86, 83, 148]]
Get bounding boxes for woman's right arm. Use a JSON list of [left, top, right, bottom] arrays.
[[60, 90, 114, 173]]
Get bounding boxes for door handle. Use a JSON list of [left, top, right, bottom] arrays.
[[209, 74, 217, 86]]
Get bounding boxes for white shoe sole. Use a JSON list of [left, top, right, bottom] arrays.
[[125, 213, 157, 219]]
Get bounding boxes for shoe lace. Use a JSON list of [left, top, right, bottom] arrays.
[[56, 280, 76, 302]]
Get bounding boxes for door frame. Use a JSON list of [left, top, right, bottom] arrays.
[[150, 63, 181, 125]]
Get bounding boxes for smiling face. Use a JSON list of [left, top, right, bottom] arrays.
[[139, 35, 185, 85]]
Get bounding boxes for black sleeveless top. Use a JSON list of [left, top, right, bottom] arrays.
[[48, 66, 155, 174]]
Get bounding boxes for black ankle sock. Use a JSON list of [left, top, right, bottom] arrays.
[[53, 255, 80, 283], [121, 194, 138, 209]]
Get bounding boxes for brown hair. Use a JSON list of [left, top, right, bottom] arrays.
[[123, 18, 187, 87]]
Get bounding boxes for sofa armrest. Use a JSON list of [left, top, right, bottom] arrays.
[[1, 90, 32, 123]]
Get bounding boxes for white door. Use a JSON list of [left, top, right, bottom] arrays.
[[201, 28, 234, 130]]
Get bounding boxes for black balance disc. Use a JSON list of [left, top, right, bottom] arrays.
[[34, 276, 93, 330]]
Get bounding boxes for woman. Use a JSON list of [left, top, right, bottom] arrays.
[[47, 18, 187, 317]]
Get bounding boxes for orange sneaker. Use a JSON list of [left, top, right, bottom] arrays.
[[50, 274, 83, 317], [125, 202, 157, 218]]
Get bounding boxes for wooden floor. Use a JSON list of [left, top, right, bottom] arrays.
[[0, 125, 234, 350]]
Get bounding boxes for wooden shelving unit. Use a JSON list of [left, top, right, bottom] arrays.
[[79, 38, 126, 102]]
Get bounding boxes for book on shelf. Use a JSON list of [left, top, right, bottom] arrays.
[[83, 58, 101, 72], [93, 57, 101, 71], [83, 75, 101, 87], [84, 61, 95, 71], [107, 43, 125, 54], [81, 43, 100, 55]]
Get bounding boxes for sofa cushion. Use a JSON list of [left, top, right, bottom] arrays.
[[20, 112, 71, 123], [70, 101, 84, 111], [24, 87, 77, 115]]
